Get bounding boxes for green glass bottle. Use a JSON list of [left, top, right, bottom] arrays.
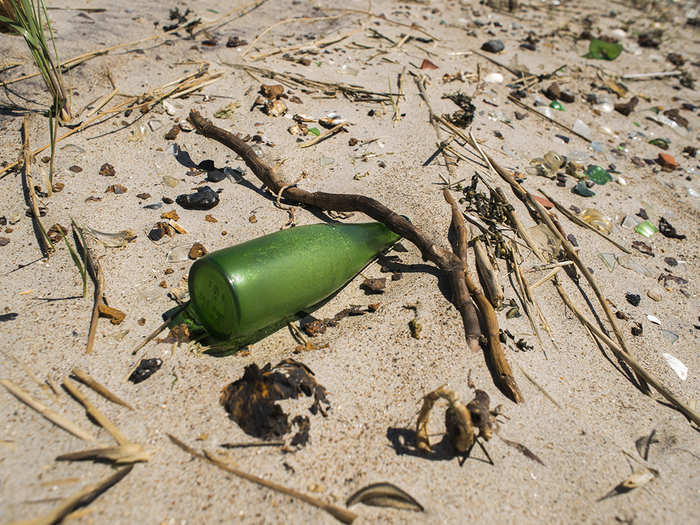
[[177, 222, 400, 351]]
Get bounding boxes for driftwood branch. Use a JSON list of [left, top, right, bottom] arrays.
[[443, 190, 523, 403], [188, 110, 523, 402]]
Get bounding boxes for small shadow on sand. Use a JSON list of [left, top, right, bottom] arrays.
[[386, 427, 456, 461]]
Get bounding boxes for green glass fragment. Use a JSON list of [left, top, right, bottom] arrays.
[[648, 138, 670, 150], [599, 252, 616, 272], [584, 39, 623, 60], [572, 180, 595, 197], [309, 127, 321, 136], [634, 220, 658, 238], [585, 164, 612, 185], [549, 100, 564, 111]]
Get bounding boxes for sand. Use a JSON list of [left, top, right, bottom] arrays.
[[1, 1, 698, 523]]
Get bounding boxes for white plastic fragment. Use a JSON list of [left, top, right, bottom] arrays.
[[647, 314, 661, 325], [662, 353, 687, 380], [484, 72, 504, 83]]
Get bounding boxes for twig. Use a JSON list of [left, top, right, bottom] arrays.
[[0, 348, 52, 397], [1, 380, 95, 441], [517, 365, 561, 409], [529, 266, 561, 290], [81, 87, 119, 120], [472, 50, 524, 78], [412, 73, 458, 184], [70, 368, 133, 411], [511, 248, 546, 356], [220, 441, 285, 449], [188, 111, 525, 399], [130, 303, 188, 356], [249, 29, 359, 61], [507, 96, 592, 143], [538, 189, 631, 254], [62, 378, 129, 445], [229, 63, 397, 103], [73, 223, 104, 354], [8, 466, 133, 525], [554, 280, 699, 425], [299, 122, 348, 148], [21, 116, 54, 257], [167, 435, 357, 524]]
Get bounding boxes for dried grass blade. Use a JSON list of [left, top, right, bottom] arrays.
[[0, 379, 95, 441], [71, 368, 133, 410], [166, 434, 357, 524], [62, 378, 128, 445], [8, 465, 133, 525]]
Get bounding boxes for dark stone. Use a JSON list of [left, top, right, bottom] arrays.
[[614, 96, 639, 116], [481, 39, 504, 53], [226, 35, 248, 48], [667, 53, 685, 66], [206, 170, 226, 183], [198, 159, 216, 171], [638, 30, 662, 48], [625, 293, 641, 307], [129, 358, 163, 384], [176, 186, 220, 210]]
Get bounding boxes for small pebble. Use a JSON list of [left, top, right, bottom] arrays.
[[481, 39, 504, 53], [625, 293, 641, 307], [176, 186, 220, 210], [646, 289, 662, 301]]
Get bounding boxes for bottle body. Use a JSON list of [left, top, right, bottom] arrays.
[[185, 222, 400, 346]]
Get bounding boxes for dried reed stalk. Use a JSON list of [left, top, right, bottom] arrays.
[[8, 466, 132, 525], [71, 368, 133, 410], [168, 435, 357, 524], [1, 379, 95, 441]]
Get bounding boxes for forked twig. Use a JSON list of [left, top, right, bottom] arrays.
[[444, 190, 523, 402]]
